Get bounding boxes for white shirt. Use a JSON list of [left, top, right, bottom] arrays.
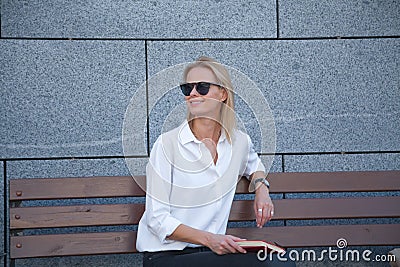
[[136, 121, 265, 252]]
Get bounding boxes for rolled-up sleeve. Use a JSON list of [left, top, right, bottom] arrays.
[[243, 134, 266, 177], [144, 137, 182, 243]]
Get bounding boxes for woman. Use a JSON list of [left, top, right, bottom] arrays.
[[137, 57, 295, 267]]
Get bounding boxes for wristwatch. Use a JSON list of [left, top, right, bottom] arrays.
[[253, 177, 270, 189]]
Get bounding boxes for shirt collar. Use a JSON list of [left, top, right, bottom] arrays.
[[178, 120, 227, 145]]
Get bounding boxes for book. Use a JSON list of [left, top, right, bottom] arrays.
[[236, 240, 285, 254]]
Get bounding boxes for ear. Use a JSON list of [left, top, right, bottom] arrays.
[[220, 89, 228, 102]]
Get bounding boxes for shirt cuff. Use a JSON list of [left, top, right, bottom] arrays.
[[158, 217, 182, 244]]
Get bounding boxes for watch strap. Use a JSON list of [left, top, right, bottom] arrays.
[[248, 177, 270, 192]]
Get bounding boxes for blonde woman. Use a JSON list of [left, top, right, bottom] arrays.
[[137, 57, 295, 267]]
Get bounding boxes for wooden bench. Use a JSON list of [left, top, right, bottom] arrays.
[[7, 170, 400, 265]]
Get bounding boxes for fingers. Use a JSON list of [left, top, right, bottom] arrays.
[[211, 235, 247, 254], [228, 235, 247, 242], [255, 204, 274, 228], [254, 186, 274, 228], [226, 237, 247, 254], [256, 207, 262, 224]]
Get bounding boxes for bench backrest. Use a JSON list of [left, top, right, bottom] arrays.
[[9, 171, 400, 259]]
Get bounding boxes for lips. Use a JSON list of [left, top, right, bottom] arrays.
[[189, 98, 204, 105]]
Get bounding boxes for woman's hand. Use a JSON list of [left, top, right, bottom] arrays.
[[254, 184, 274, 228], [205, 233, 247, 255]]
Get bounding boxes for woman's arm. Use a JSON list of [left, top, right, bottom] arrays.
[[167, 224, 247, 255], [250, 171, 274, 228]]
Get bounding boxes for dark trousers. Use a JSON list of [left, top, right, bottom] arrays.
[[143, 247, 296, 267]]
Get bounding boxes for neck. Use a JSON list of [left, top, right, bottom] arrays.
[[190, 118, 221, 143]]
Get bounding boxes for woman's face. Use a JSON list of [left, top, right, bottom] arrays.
[[185, 67, 227, 119]]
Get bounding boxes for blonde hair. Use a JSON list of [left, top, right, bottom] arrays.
[[183, 56, 236, 143]]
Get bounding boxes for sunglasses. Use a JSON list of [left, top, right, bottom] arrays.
[[180, 82, 222, 96]]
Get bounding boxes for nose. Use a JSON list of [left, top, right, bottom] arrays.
[[189, 85, 199, 97]]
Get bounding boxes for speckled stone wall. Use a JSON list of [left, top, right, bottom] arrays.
[[0, 161, 4, 267], [1, 0, 399, 266]]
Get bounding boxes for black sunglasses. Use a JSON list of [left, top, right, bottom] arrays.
[[180, 82, 222, 96]]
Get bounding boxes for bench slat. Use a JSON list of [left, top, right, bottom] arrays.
[[10, 196, 400, 229], [10, 231, 137, 259], [227, 224, 400, 248], [10, 171, 400, 201], [267, 171, 400, 193], [229, 196, 400, 221], [10, 204, 145, 229], [9, 176, 146, 200], [11, 224, 400, 258]]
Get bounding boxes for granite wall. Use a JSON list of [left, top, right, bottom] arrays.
[[1, 0, 399, 266]]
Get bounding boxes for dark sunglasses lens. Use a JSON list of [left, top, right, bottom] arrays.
[[196, 82, 211, 95], [180, 84, 193, 96]]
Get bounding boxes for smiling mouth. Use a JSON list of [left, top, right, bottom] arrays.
[[189, 99, 203, 105]]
